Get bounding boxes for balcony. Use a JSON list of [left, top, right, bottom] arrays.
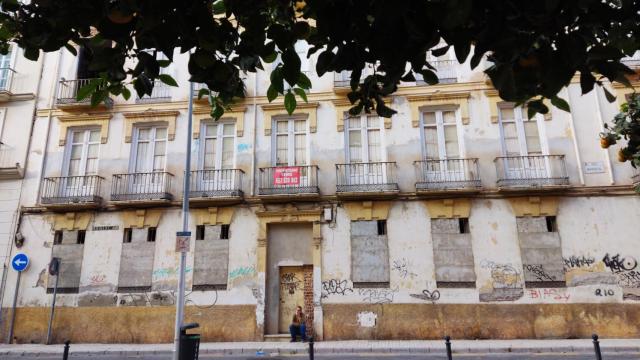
[[416, 60, 458, 84], [56, 78, 113, 109], [414, 158, 481, 194], [622, 52, 640, 70], [41, 175, 103, 210], [0, 67, 16, 101], [494, 155, 569, 190], [632, 168, 640, 187], [189, 169, 244, 206], [258, 165, 319, 201], [135, 80, 171, 103], [111, 172, 174, 205], [0, 143, 23, 179], [334, 66, 377, 91], [335, 162, 399, 198]]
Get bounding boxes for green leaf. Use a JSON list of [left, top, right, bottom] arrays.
[[284, 91, 296, 115], [158, 74, 178, 87], [122, 87, 131, 101], [76, 79, 101, 101], [90, 89, 108, 107], [64, 43, 77, 56], [157, 60, 171, 68], [579, 71, 595, 94], [603, 87, 617, 103], [297, 72, 311, 89], [212, 0, 226, 15], [210, 104, 225, 120], [419, 69, 439, 85], [270, 67, 284, 93], [197, 87, 210, 100], [315, 50, 333, 76], [550, 96, 570, 112], [282, 48, 301, 87], [267, 85, 278, 102], [293, 87, 308, 102]]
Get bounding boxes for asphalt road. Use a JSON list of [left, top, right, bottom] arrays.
[[4, 352, 639, 360]]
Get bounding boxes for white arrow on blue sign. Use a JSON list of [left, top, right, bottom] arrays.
[[11, 253, 29, 272]]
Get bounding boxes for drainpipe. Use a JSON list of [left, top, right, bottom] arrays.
[[250, 72, 258, 196], [593, 87, 615, 185], [565, 88, 585, 186]]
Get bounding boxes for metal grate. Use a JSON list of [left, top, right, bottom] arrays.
[[111, 172, 174, 201], [414, 158, 481, 191], [494, 155, 569, 188], [335, 162, 398, 193], [40, 175, 103, 205], [258, 165, 319, 195], [189, 169, 244, 198]]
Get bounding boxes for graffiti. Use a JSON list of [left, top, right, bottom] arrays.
[[563, 255, 596, 270], [252, 287, 264, 305], [229, 266, 256, 281], [391, 258, 417, 279], [120, 289, 218, 308], [481, 260, 521, 289], [602, 253, 637, 274], [321, 279, 353, 298], [527, 288, 570, 301], [280, 272, 303, 295], [595, 288, 615, 297], [237, 143, 251, 152], [410, 289, 440, 302], [618, 271, 640, 288], [152, 266, 193, 279], [89, 273, 107, 285], [524, 264, 555, 282], [358, 286, 398, 304]]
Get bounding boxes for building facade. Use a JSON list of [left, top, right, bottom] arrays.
[[1, 45, 640, 343]]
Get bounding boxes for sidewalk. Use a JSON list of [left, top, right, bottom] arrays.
[[1, 339, 639, 356]]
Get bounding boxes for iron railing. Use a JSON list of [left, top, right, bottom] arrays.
[[111, 172, 174, 201], [632, 168, 640, 185], [135, 80, 171, 103], [494, 155, 569, 188], [56, 78, 112, 105], [41, 175, 103, 205], [189, 169, 244, 198], [0, 67, 16, 92], [334, 67, 376, 88], [258, 165, 319, 195], [416, 60, 458, 84], [336, 162, 398, 193], [0, 143, 18, 169], [414, 158, 481, 191]]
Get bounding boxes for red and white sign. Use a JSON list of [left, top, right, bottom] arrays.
[[273, 166, 300, 185]]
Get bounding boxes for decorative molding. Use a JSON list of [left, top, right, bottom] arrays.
[[331, 98, 392, 131], [343, 201, 392, 221], [192, 207, 235, 225], [255, 204, 323, 246], [424, 199, 471, 219], [121, 209, 164, 229], [192, 106, 246, 138], [406, 91, 471, 127], [508, 196, 559, 217], [485, 90, 551, 123], [611, 82, 640, 107], [57, 113, 111, 146], [52, 212, 93, 231], [122, 109, 180, 142], [260, 102, 319, 135]]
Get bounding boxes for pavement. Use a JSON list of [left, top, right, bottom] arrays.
[[0, 339, 639, 357]]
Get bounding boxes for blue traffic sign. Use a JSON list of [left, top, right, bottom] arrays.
[[11, 253, 29, 272]]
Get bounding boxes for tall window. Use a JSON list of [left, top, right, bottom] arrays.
[[422, 109, 459, 159], [498, 105, 542, 157], [274, 117, 307, 166], [65, 129, 100, 177], [0, 46, 12, 90], [346, 115, 381, 163], [132, 126, 167, 172], [201, 122, 235, 170]]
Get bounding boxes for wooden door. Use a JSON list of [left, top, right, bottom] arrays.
[[278, 266, 305, 334]]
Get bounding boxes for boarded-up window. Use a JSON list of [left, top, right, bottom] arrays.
[[351, 220, 389, 287], [193, 225, 229, 290], [431, 218, 476, 288], [118, 228, 155, 292], [517, 216, 565, 288], [47, 230, 84, 294]]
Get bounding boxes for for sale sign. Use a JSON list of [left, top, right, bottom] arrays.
[[273, 166, 300, 185]]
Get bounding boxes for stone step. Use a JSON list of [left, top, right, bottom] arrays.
[[264, 334, 292, 342]]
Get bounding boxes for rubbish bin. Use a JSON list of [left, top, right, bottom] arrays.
[[179, 322, 200, 360]]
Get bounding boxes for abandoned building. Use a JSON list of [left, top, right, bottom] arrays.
[[0, 43, 640, 343]]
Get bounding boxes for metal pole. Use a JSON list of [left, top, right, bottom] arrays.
[[444, 335, 452, 360], [308, 336, 314, 360], [592, 334, 603, 360], [6, 271, 21, 343], [173, 79, 194, 360], [46, 273, 59, 344], [62, 340, 70, 360]]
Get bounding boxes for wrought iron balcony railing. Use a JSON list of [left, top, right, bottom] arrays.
[[494, 155, 569, 188], [334, 67, 377, 88], [258, 165, 319, 195], [135, 80, 171, 103], [41, 175, 103, 205], [416, 60, 458, 84], [336, 162, 399, 193], [414, 158, 481, 191], [632, 168, 640, 186], [189, 169, 244, 198], [0, 143, 23, 179], [0, 67, 16, 92], [111, 172, 174, 201], [56, 78, 113, 106]]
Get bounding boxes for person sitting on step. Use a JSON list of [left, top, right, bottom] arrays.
[[289, 305, 307, 342]]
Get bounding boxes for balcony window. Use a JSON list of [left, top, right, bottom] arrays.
[[133, 126, 167, 173], [65, 128, 100, 178], [421, 109, 460, 160], [0, 46, 13, 91]]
